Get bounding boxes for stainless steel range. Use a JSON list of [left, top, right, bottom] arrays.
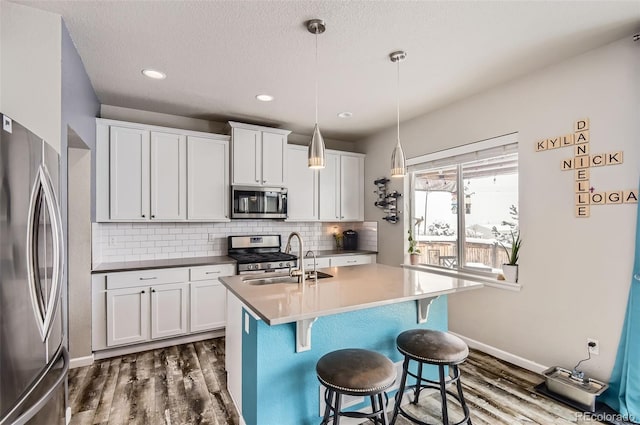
[[227, 235, 298, 273]]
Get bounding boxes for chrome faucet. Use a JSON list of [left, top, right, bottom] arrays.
[[284, 232, 305, 286], [306, 250, 318, 284]]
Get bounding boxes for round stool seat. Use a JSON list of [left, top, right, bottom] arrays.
[[397, 329, 469, 365], [316, 348, 396, 395]]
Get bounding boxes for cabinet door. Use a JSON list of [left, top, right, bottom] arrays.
[[262, 131, 286, 186], [106, 287, 150, 346], [150, 283, 189, 339], [232, 127, 261, 185], [109, 126, 150, 220], [286, 146, 318, 221], [330, 254, 374, 267], [187, 137, 229, 220], [190, 280, 226, 332], [150, 132, 187, 220], [340, 155, 364, 221], [319, 152, 341, 221]]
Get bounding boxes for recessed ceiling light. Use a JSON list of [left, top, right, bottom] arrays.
[[256, 94, 274, 102], [141, 69, 166, 80], [337, 112, 353, 118]]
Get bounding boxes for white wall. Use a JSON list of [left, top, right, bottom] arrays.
[[0, 2, 61, 152], [361, 36, 640, 381]]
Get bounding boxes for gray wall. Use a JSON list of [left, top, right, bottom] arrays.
[[360, 36, 640, 381], [61, 22, 100, 361]]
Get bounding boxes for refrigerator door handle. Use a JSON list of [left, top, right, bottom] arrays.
[[0, 346, 69, 425], [26, 161, 65, 342]]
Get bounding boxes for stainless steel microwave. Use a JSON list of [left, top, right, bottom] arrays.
[[231, 186, 287, 219]]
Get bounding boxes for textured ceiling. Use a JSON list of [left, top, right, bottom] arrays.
[[16, 0, 640, 141]]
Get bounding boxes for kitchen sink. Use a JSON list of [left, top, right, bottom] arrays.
[[242, 271, 333, 285]]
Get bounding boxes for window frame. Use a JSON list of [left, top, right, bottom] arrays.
[[407, 133, 518, 278]]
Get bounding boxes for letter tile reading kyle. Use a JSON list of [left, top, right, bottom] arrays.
[[535, 118, 638, 218]]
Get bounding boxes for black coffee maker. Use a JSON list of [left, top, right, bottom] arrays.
[[342, 230, 358, 251]]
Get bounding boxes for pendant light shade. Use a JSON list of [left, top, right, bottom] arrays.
[[307, 19, 326, 169], [309, 123, 326, 168], [390, 50, 407, 177]]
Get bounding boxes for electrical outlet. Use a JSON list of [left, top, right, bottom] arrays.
[[587, 338, 599, 355], [109, 236, 117, 246], [208, 233, 216, 242]]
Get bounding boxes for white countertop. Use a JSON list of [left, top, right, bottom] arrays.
[[220, 263, 484, 325]]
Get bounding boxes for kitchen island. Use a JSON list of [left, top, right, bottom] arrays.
[[220, 263, 484, 425]]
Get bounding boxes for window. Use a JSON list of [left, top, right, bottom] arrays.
[[409, 134, 518, 276]]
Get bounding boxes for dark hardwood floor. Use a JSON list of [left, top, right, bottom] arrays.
[[69, 338, 602, 425]]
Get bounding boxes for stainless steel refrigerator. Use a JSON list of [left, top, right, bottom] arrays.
[[0, 114, 68, 425]]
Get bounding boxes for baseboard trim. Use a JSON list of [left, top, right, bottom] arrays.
[[70, 354, 95, 369], [93, 329, 225, 361], [450, 332, 549, 374]]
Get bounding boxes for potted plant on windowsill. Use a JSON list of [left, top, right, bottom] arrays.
[[500, 231, 522, 283], [408, 230, 421, 265]]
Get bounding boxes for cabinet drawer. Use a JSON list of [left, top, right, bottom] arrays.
[[190, 264, 235, 281], [106, 268, 189, 289], [302, 257, 331, 270], [330, 255, 373, 267]]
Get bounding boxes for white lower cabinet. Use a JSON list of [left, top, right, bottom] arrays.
[[94, 264, 234, 351], [151, 282, 189, 339], [190, 280, 226, 332], [329, 254, 375, 267], [106, 286, 150, 346]]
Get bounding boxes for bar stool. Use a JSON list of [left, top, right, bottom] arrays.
[[390, 329, 472, 425], [316, 348, 397, 425]]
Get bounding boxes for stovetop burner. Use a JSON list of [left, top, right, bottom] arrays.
[[227, 235, 298, 273], [229, 252, 298, 264]]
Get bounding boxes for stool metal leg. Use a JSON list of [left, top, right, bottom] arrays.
[[438, 365, 449, 425], [453, 365, 472, 425], [390, 357, 410, 425], [413, 361, 423, 404], [378, 392, 389, 425], [321, 388, 334, 425], [333, 393, 342, 425]]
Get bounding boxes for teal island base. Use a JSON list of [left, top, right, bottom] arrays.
[[240, 296, 448, 425]]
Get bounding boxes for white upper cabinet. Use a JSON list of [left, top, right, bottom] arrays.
[[262, 131, 287, 186], [340, 154, 364, 221], [109, 126, 150, 220], [319, 152, 340, 221], [229, 121, 290, 187], [231, 127, 261, 185], [187, 136, 229, 221], [96, 119, 230, 222], [286, 145, 318, 221], [319, 151, 365, 222], [150, 132, 187, 220]]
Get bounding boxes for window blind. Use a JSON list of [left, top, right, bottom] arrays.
[[407, 132, 518, 172]]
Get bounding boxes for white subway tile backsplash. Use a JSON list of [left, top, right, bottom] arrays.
[[92, 220, 378, 265]]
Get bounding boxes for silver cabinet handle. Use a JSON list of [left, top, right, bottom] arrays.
[[347, 260, 356, 263], [139, 277, 157, 280], [205, 271, 221, 274]]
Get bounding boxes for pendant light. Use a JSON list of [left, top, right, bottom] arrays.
[[307, 19, 326, 169], [390, 51, 407, 177]]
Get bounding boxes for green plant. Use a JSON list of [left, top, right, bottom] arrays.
[[500, 231, 522, 265], [407, 230, 421, 254]]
